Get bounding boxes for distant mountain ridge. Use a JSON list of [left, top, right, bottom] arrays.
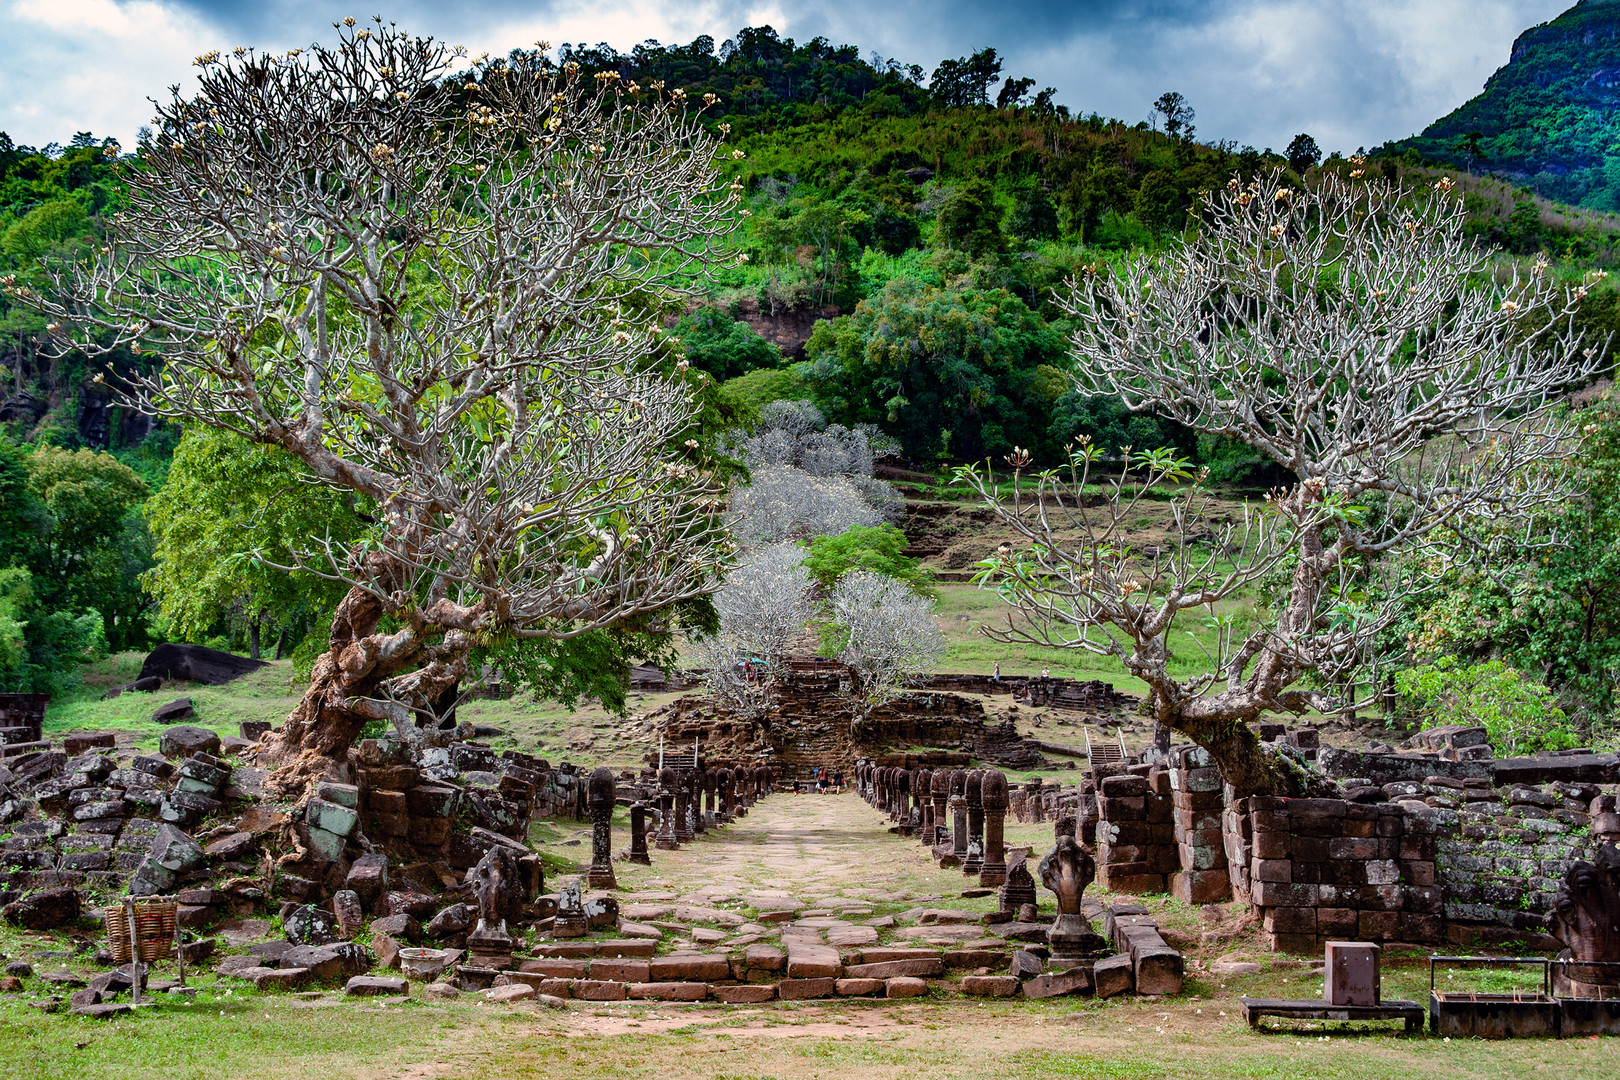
[[1392, 0, 1620, 209]]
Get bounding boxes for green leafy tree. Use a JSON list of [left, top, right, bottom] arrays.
[[802, 277, 1068, 462], [23, 443, 149, 650], [1007, 185, 1059, 241], [934, 179, 1005, 257], [1285, 133, 1322, 173], [672, 307, 782, 380], [1396, 658, 1577, 756], [142, 426, 367, 660], [801, 524, 935, 597]]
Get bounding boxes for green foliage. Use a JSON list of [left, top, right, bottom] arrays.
[[141, 427, 366, 656], [719, 366, 811, 423], [1403, 397, 1620, 721], [672, 307, 783, 380], [20, 442, 150, 652], [802, 277, 1070, 462], [1396, 658, 1577, 757], [2, 199, 87, 261], [934, 179, 1006, 257], [800, 524, 936, 597], [1007, 185, 1059, 241]]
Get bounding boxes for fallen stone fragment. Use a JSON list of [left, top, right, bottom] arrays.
[[885, 976, 929, 999], [345, 975, 409, 996]]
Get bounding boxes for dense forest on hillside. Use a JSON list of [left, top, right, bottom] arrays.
[[2, 23, 1620, 734], [1392, 0, 1620, 211]]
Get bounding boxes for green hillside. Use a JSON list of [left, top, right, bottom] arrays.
[[1392, 0, 1620, 209]]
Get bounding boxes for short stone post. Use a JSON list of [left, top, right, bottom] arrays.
[[628, 799, 652, 864], [916, 768, 934, 845], [896, 771, 914, 835], [674, 770, 695, 842], [979, 769, 1009, 887], [962, 768, 985, 875], [655, 766, 680, 850], [586, 766, 618, 888], [691, 766, 707, 835], [949, 768, 969, 861], [717, 767, 734, 823], [930, 768, 951, 848], [1025, 778, 1045, 823]]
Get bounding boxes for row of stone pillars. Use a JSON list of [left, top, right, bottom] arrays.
[[856, 763, 1009, 886], [585, 761, 778, 888]]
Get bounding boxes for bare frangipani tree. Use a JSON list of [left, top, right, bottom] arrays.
[[690, 542, 814, 718], [10, 22, 742, 787], [958, 172, 1600, 796], [726, 400, 903, 546], [829, 570, 946, 721]]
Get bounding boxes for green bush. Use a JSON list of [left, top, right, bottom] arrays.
[[1395, 658, 1578, 757]]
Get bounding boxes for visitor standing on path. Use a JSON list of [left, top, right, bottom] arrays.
[[992, 661, 1001, 682]]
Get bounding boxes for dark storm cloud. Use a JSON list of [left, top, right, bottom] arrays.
[[0, 0, 1576, 152]]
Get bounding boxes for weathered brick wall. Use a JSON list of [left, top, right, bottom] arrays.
[[1167, 747, 1231, 905], [1235, 796, 1443, 953], [1094, 769, 1178, 893]]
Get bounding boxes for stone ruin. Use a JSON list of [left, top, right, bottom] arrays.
[[853, 760, 1184, 1000]]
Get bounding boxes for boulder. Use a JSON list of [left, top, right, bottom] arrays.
[[283, 904, 339, 947], [346, 975, 409, 996], [139, 643, 267, 686], [152, 698, 195, 725], [158, 726, 220, 760], [281, 943, 370, 981], [150, 824, 205, 872], [2, 887, 81, 930], [426, 903, 470, 939]]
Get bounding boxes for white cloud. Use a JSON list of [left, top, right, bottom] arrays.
[[0, 0, 221, 147]]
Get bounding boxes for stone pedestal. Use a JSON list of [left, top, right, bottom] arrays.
[[654, 767, 680, 851], [950, 769, 968, 860], [691, 768, 707, 834], [586, 766, 618, 889], [718, 768, 735, 823], [931, 770, 951, 848], [466, 920, 514, 968], [979, 769, 1009, 887], [963, 768, 985, 876], [628, 801, 652, 864], [674, 772, 694, 843], [916, 769, 934, 846], [896, 772, 914, 836], [1000, 851, 1037, 912], [553, 879, 589, 938]]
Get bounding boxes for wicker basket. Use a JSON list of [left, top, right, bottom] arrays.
[[105, 899, 178, 964]]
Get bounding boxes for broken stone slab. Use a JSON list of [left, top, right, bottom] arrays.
[[305, 798, 358, 838], [423, 982, 460, 999], [743, 944, 785, 972], [626, 981, 708, 1001], [673, 904, 745, 927], [785, 942, 843, 979], [2, 886, 81, 930], [281, 943, 370, 982], [152, 698, 195, 725], [648, 954, 731, 982], [244, 966, 314, 991], [843, 958, 944, 979], [713, 984, 776, 1003], [71, 1002, 133, 1019], [826, 925, 879, 947], [283, 904, 339, 947], [1094, 954, 1134, 998], [150, 824, 205, 873], [885, 976, 929, 999], [1023, 968, 1094, 999], [778, 977, 838, 1000], [835, 978, 885, 996], [204, 831, 255, 861], [346, 975, 409, 996], [158, 725, 220, 760], [960, 975, 1020, 997]]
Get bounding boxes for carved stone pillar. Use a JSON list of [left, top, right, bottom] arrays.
[[949, 768, 969, 861], [979, 769, 1009, 887], [896, 771, 913, 836], [717, 767, 734, 823], [654, 766, 680, 850], [691, 766, 708, 834], [931, 769, 951, 848], [586, 766, 618, 889], [675, 771, 695, 842], [963, 768, 985, 875], [628, 799, 652, 864], [916, 768, 934, 846]]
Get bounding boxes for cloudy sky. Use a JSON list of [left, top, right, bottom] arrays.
[[0, 0, 1573, 153]]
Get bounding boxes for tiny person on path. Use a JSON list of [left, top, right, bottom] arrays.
[[992, 661, 1001, 682]]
